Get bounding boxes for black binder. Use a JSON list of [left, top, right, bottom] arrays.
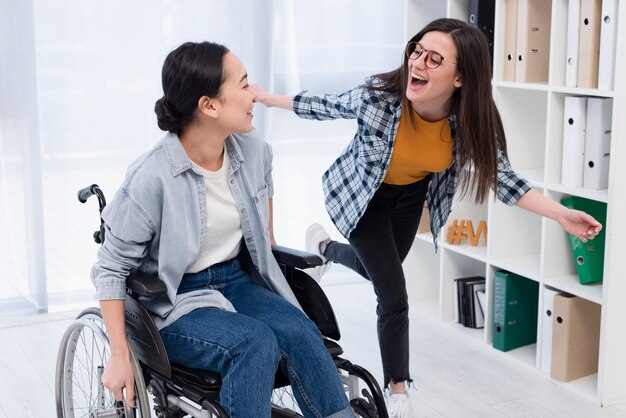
[[469, 0, 496, 70], [455, 276, 486, 328]]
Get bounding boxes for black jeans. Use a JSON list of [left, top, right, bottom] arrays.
[[324, 176, 430, 387]]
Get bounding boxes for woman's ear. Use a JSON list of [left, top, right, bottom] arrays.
[[454, 75, 463, 88], [198, 96, 219, 118]]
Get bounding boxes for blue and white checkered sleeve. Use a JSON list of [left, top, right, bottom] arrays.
[[293, 85, 367, 121], [495, 148, 532, 205]]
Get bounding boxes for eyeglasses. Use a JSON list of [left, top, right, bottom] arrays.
[[405, 42, 457, 69]]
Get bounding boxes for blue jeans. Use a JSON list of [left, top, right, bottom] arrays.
[[160, 258, 354, 418]]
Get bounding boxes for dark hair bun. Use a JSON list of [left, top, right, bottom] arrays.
[[154, 96, 182, 133]]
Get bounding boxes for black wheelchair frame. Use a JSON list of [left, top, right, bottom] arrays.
[[55, 184, 388, 418]]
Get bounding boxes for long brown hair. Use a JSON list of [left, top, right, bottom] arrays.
[[367, 18, 507, 203]]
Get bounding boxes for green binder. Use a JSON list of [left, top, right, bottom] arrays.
[[492, 270, 539, 352], [560, 196, 607, 284]]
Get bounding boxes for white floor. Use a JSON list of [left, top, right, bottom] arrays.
[[1, 275, 626, 418]]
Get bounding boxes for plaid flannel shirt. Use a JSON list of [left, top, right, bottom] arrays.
[[293, 78, 532, 249]]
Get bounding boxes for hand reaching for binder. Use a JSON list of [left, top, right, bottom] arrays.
[[556, 208, 602, 244], [515, 189, 602, 244]]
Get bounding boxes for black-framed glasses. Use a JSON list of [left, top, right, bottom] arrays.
[[405, 42, 457, 69]]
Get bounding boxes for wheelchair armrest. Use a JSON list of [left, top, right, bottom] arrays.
[[127, 271, 167, 297], [272, 245, 322, 269]]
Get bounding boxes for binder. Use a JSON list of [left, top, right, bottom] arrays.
[[455, 276, 485, 328], [503, 0, 518, 81], [560, 196, 606, 284], [561, 96, 587, 187], [577, 0, 602, 88], [515, 0, 552, 83], [565, 0, 581, 87], [468, 0, 496, 71], [476, 289, 487, 321], [551, 294, 601, 382], [584, 98, 612, 190], [598, 0, 618, 90], [540, 287, 560, 373], [470, 280, 486, 328], [492, 270, 539, 352]]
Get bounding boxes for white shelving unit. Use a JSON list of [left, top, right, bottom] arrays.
[[404, 0, 626, 406]]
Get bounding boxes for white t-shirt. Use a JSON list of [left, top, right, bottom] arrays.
[[187, 147, 242, 273]]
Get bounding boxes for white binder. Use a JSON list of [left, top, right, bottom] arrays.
[[565, 0, 581, 87], [540, 287, 559, 373], [584, 98, 612, 190], [473, 282, 486, 328], [562, 96, 587, 187], [598, 0, 618, 90]]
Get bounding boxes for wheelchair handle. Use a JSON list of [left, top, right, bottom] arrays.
[[77, 184, 99, 203], [78, 184, 107, 244]]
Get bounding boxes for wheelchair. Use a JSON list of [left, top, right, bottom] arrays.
[[55, 184, 388, 418]]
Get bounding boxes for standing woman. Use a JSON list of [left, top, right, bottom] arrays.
[[251, 18, 601, 417], [91, 41, 354, 418]]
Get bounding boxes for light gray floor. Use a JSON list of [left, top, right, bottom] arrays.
[[1, 277, 626, 418]]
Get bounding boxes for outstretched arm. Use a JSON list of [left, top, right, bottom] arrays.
[[515, 189, 602, 242], [250, 84, 293, 110], [250, 83, 365, 121]]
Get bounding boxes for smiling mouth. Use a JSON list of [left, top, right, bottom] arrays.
[[410, 73, 427, 87]]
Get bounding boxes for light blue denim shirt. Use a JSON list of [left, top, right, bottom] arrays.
[[91, 132, 301, 329]]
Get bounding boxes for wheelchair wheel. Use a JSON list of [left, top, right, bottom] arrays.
[[271, 386, 302, 417], [55, 308, 151, 418], [270, 365, 388, 418], [337, 359, 388, 418]]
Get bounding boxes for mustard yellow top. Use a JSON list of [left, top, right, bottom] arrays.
[[383, 104, 453, 185]]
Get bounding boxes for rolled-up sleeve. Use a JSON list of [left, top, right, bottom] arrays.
[[293, 85, 367, 121], [90, 188, 155, 300], [495, 148, 533, 205]]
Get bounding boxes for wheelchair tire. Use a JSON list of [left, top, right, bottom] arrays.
[[271, 386, 302, 417], [337, 359, 388, 418], [55, 308, 152, 418]]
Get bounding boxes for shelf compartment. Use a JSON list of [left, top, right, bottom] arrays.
[[404, 238, 440, 304], [441, 179, 488, 253], [441, 250, 487, 324], [494, 87, 548, 180], [489, 195, 542, 280]]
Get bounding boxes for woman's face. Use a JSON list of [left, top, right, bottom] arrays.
[[405, 31, 462, 120], [215, 52, 256, 133]]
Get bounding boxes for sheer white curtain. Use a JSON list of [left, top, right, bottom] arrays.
[[266, 0, 406, 251], [32, 1, 270, 311], [0, 0, 405, 315], [0, 0, 268, 314]]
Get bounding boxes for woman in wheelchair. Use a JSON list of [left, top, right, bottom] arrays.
[[90, 41, 355, 418]]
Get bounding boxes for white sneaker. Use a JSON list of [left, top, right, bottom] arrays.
[[387, 393, 415, 418], [304, 223, 332, 282]]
